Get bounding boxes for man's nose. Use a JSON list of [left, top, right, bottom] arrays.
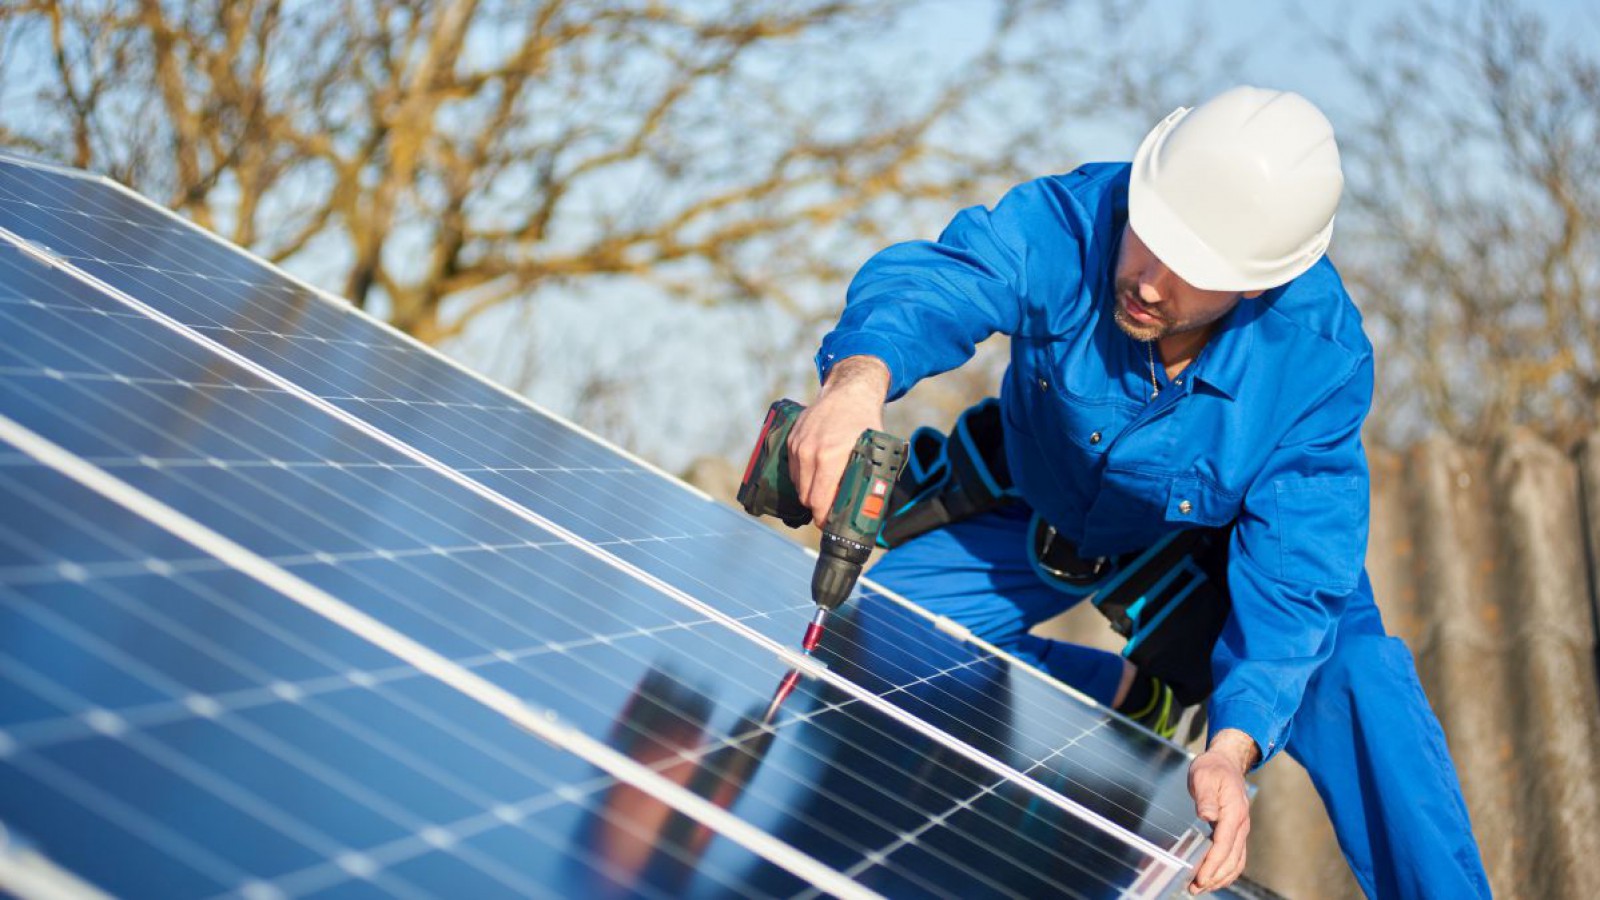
[[1137, 267, 1170, 304], [1139, 254, 1180, 302]]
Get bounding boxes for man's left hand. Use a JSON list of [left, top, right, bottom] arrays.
[[1187, 727, 1258, 894]]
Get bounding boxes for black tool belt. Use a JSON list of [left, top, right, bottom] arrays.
[[1035, 516, 1232, 707], [880, 397, 1233, 708]]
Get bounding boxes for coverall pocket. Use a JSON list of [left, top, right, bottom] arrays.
[[1272, 476, 1366, 590]]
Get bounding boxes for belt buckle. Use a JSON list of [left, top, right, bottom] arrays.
[[1036, 522, 1108, 586]]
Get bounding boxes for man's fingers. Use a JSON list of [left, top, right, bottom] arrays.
[[1187, 760, 1250, 894], [787, 423, 814, 515], [1198, 815, 1242, 887], [1199, 808, 1249, 890], [1216, 821, 1250, 889], [787, 403, 872, 528], [806, 451, 846, 527]]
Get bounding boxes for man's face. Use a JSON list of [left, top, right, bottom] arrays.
[[1112, 224, 1259, 342]]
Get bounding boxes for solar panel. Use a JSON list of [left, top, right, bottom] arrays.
[[0, 153, 1210, 897]]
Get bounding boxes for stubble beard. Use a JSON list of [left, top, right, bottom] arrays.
[[1113, 298, 1166, 343]]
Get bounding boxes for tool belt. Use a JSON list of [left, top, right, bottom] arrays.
[[877, 398, 1018, 549], [880, 398, 1231, 707], [1047, 518, 1232, 707]]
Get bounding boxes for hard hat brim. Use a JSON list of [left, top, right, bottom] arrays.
[[1129, 106, 1333, 293]]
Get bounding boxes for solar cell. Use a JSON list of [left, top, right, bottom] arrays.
[[0, 153, 1210, 896]]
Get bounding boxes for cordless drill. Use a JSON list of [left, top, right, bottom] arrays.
[[737, 399, 908, 654]]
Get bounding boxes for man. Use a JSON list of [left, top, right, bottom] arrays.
[[787, 86, 1490, 897]]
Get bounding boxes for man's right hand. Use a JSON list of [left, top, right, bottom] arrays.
[[788, 355, 891, 528]]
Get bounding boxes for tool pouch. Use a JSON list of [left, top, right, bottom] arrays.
[[877, 396, 1232, 708], [877, 398, 1018, 549], [1031, 515, 1232, 707]]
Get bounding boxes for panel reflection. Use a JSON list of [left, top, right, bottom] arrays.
[[573, 647, 1175, 900], [576, 666, 784, 898]]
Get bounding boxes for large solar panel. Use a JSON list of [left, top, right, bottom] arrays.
[[0, 153, 1210, 897]]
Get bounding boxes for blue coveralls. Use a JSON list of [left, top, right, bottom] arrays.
[[817, 164, 1490, 898]]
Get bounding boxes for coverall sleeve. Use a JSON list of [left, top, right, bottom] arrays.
[[1209, 351, 1375, 766], [816, 177, 1090, 400]]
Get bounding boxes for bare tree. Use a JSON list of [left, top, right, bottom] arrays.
[[0, 0, 1219, 463], [1331, 0, 1600, 447]]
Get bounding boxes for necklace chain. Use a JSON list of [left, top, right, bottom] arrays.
[[1146, 340, 1160, 400]]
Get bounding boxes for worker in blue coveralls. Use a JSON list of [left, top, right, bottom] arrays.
[[787, 86, 1490, 897]]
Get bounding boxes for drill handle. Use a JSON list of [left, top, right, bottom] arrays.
[[822, 428, 909, 546]]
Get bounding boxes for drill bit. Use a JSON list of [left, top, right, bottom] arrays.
[[800, 606, 828, 654]]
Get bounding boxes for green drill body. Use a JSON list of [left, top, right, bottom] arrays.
[[737, 400, 907, 650]]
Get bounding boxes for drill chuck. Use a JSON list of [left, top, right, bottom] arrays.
[[812, 533, 874, 611]]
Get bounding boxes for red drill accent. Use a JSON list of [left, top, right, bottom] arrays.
[[801, 622, 825, 653]]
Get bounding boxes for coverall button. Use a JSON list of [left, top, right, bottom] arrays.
[[1178, 500, 1193, 515], [1089, 431, 1102, 445], [1037, 378, 1049, 391]]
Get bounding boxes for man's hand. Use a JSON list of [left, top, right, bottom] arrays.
[[1187, 728, 1258, 895], [788, 356, 890, 527]]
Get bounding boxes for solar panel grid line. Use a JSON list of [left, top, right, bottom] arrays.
[[0, 223, 1195, 872], [0, 151, 718, 508], [0, 413, 883, 900], [0, 824, 115, 900]]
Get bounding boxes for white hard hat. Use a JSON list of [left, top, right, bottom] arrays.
[[1128, 85, 1343, 292]]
